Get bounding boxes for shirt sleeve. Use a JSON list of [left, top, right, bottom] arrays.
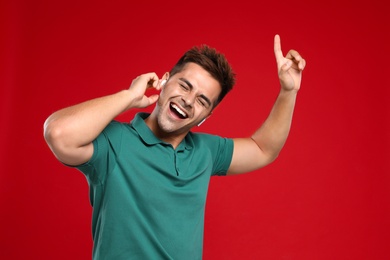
[[212, 137, 234, 176], [75, 121, 124, 185], [196, 133, 234, 176]]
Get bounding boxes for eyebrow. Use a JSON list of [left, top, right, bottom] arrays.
[[179, 78, 212, 107]]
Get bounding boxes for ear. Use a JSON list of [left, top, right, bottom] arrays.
[[161, 72, 170, 86], [158, 72, 170, 90]]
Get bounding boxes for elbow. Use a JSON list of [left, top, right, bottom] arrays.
[[268, 152, 280, 164], [43, 116, 66, 152], [260, 150, 279, 168], [43, 115, 93, 166], [252, 139, 281, 167], [43, 117, 75, 164], [44, 117, 56, 145]]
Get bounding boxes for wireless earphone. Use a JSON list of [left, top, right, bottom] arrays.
[[160, 79, 167, 86], [197, 118, 207, 127]]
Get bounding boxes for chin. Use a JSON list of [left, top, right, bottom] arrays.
[[158, 118, 192, 135], [157, 116, 178, 133]]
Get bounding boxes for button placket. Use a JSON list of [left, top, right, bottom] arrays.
[[174, 149, 185, 176]]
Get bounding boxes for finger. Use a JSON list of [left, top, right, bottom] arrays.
[[145, 73, 159, 88], [274, 34, 284, 62], [286, 50, 306, 70], [147, 94, 159, 105], [286, 50, 301, 61], [299, 58, 306, 70], [281, 60, 293, 73]]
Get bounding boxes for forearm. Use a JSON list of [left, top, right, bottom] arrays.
[[44, 89, 134, 149], [228, 36, 305, 175], [251, 89, 297, 160]]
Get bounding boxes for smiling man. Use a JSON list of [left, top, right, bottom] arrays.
[[146, 62, 223, 147], [44, 35, 306, 259]]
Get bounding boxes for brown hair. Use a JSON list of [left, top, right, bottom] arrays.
[[170, 45, 236, 107]]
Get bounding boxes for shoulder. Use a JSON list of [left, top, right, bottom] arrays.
[[189, 132, 233, 151], [102, 120, 133, 136], [188, 132, 234, 175], [189, 131, 231, 141]]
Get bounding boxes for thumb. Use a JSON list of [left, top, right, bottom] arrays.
[[147, 94, 159, 105], [280, 60, 292, 73]]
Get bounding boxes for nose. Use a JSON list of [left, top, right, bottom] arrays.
[[182, 92, 196, 107]]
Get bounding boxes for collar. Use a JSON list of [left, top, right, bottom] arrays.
[[131, 113, 193, 151]]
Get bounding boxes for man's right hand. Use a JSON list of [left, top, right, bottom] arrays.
[[127, 72, 165, 110], [43, 72, 167, 166]]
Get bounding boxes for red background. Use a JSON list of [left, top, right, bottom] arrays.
[[1, 0, 389, 259]]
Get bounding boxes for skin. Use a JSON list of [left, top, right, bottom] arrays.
[[228, 35, 306, 174], [44, 35, 306, 175], [145, 62, 220, 148]]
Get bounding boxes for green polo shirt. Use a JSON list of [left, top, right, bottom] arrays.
[[77, 113, 234, 259]]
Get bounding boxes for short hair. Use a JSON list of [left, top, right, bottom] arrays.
[[170, 45, 236, 107]]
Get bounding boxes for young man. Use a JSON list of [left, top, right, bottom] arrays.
[[44, 35, 306, 259]]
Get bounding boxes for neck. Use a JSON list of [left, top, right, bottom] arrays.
[[144, 113, 187, 149]]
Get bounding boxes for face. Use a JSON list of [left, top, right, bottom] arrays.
[[152, 62, 221, 137]]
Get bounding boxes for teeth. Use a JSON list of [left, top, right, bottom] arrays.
[[171, 104, 187, 118]]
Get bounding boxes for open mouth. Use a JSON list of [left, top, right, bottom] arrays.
[[170, 103, 188, 119]]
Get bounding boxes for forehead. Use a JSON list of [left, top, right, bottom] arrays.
[[173, 62, 221, 101]]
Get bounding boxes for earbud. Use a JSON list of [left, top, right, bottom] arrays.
[[197, 118, 206, 127], [160, 79, 167, 86]]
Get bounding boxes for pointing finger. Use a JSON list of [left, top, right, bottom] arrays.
[[274, 34, 284, 62]]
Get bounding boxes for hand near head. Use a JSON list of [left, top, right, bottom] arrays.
[[274, 35, 306, 91], [127, 72, 166, 109]]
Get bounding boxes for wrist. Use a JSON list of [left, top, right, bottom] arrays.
[[279, 87, 298, 97], [115, 89, 136, 111]]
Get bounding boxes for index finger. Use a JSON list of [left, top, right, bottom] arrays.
[[143, 72, 159, 87], [274, 34, 284, 62]]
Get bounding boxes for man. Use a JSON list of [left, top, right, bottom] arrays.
[[44, 35, 306, 259]]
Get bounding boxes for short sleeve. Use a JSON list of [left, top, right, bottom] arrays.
[[211, 136, 234, 176], [76, 121, 124, 185], [194, 133, 234, 176]]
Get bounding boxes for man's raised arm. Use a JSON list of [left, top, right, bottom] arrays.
[[43, 73, 165, 166], [228, 35, 306, 175]]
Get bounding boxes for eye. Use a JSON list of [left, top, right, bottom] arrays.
[[197, 98, 206, 107], [179, 84, 189, 91]]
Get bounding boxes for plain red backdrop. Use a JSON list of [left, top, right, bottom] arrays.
[[1, 0, 389, 259]]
